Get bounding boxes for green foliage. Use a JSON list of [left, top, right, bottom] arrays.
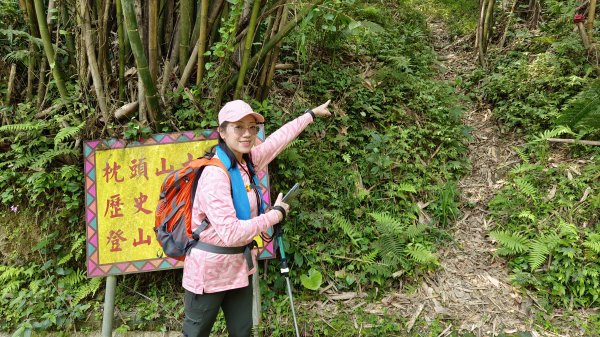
[[300, 268, 323, 290], [558, 79, 600, 131], [488, 144, 600, 308], [469, 8, 594, 132]]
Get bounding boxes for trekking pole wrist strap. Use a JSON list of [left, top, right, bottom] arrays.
[[272, 205, 286, 222]]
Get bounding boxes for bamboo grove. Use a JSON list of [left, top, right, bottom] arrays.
[[0, 0, 323, 132]]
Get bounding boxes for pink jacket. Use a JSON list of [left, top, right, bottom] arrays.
[[182, 113, 314, 294]]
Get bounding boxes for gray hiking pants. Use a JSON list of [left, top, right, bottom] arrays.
[[182, 281, 253, 337]]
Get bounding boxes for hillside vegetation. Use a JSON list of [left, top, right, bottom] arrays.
[[0, 0, 599, 336]]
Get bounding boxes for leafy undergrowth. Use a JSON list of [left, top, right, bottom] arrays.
[[467, 0, 600, 327], [0, 0, 470, 334]]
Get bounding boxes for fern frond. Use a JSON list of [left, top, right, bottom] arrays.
[[0, 29, 45, 48], [514, 177, 537, 199], [360, 250, 378, 265], [330, 212, 363, 247], [558, 221, 579, 240], [517, 210, 536, 222], [510, 163, 540, 175], [396, 183, 417, 193], [490, 230, 529, 254], [584, 233, 600, 254], [404, 244, 438, 265], [532, 126, 574, 143], [29, 278, 43, 294], [61, 269, 86, 288], [13, 155, 35, 169], [0, 123, 41, 133], [369, 211, 407, 236], [4, 49, 30, 64], [512, 146, 530, 164], [31, 148, 78, 169], [540, 233, 561, 250], [71, 277, 102, 307], [405, 223, 428, 239], [1, 280, 23, 297], [558, 79, 600, 128], [375, 234, 404, 266], [0, 266, 25, 284], [528, 239, 550, 270], [54, 122, 85, 147]]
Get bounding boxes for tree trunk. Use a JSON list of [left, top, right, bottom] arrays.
[[234, 0, 261, 99], [23, 0, 39, 101], [5, 64, 17, 106], [179, 0, 193, 73], [196, 0, 209, 86], [257, 6, 282, 100], [588, 0, 597, 36], [482, 0, 494, 54], [33, 0, 71, 107], [80, 0, 110, 121], [499, 0, 518, 48], [122, 0, 161, 122], [160, 22, 180, 101], [116, 0, 126, 102], [100, 0, 112, 98], [59, 0, 76, 70], [149, 0, 159, 83], [224, 1, 320, 94], [263, 5, 288, 99], [476, 0, 487, 66], [164, 0, 174, 56]]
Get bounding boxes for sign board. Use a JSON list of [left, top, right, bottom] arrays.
[[83, 128, 275, 278]]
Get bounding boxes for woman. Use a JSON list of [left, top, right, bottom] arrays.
[[182, 99, 331, 337]]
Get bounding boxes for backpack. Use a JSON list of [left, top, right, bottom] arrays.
[[154, 157, 227, 261]]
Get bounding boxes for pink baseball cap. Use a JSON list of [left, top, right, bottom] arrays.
[[218, 100, 265, 125]]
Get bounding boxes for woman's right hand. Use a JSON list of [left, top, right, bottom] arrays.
[[272, 192, 290, 222]]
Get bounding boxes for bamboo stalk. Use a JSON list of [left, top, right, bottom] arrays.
[[114, 101, 139, 119], [256, 12, 278, 100], [588, 0, 597, 35], [100, 0, 111, 97], [207, 0, 225, 34], [80, 0, 110, 121], [37, 59, 47, 108], [234, 0, 261, 99], [116, 0, 126, 102], [196, 0, 209, 86], [547, 138, 600, 146], [122, 0, 161, 122], [23, 0, 39, 101], [263, 5, 288, 99], [179, 38, 200, 89], [159, 20, 180, 100], [149, 0, 158, 83], [190, 0, 202, 48], [34, 0, 71, 107], [26, 41, 37, 101], [164, 0, 174, 55], [157, 0, 165, 56], [224, 1, 321, 93], [499, 0, 518, 48], [59, 0, 76, 69], [482, 0, 494, 54], [5, 64, 17, 106], [179, 0, 193, 73], [476, 0, 487, 66]]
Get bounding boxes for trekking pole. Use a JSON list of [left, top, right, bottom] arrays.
[[274, 223, 301, 337]]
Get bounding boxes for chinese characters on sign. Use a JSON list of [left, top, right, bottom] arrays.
[[95, 143, 217, 265], [85, 130, 275, 278]]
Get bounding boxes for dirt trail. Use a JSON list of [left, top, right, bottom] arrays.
[[386, 19, 539, 335]]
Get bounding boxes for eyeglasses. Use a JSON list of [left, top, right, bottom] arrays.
[[229, 124, 261, 136]]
